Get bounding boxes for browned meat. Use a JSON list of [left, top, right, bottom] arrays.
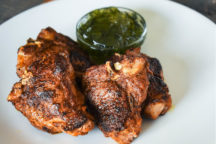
[[7, 27, 94, 136], [124, 48, 172, 120], [83, 49, 150, 144], [36, 27, 91, 77], [83, 48, 172, 143], [142, 56, 172, 119]]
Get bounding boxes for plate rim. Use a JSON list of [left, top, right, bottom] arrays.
[[0, 0, 215, 29]]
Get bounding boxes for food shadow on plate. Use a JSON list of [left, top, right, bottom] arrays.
[[134, 8, 189, 136]]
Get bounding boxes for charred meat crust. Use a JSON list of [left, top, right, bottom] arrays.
[[83, 48, 172, 144], [86, 79, 130, 132], [83, 48, 150, 144], [37, 27, 91, 77], [8, 27, 94, 136], [141, 53, 172, 119], [146, 57, 163, 79]]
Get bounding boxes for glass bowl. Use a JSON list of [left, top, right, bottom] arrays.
[[76, 6, 147, 64]]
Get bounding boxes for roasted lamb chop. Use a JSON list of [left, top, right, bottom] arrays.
[[7, 27, 94, 136]]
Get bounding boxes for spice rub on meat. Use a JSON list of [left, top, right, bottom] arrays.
[[142, 53, 172, 120], [7, 27, 172, 144], [83, 48, 150, 144], [83, 48, 172, 144], [7, 27, 94, 136]]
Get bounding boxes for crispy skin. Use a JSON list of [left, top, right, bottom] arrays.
[[36, 27, 91, 77], [125, 48, 172, 120], [83, 48, 172, 143], [83, 50, 149, 144], [8, 27, 94, 136], [142, 56, 172, 119], [36, 27, 91, 89]]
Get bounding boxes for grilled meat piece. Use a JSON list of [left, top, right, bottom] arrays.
[[83, 48, 172, 143], [83, 49, 150, 144], [8, 27, 94, 136], [125, 48, 172, 120], [142, 56, 172, 119], [36, 27, 91, 77]]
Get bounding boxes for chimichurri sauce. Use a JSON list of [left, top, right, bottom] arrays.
[[77, 7, 146, 64]]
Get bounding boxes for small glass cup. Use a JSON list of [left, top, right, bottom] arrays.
[[76, 6, 147, 64]]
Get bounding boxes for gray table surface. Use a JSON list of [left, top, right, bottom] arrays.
[[0, 0, 216, 24]]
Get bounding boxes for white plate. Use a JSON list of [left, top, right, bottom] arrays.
[[0, 0, 215, 144]]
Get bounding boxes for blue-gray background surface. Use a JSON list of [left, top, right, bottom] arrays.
[[0, 0, 215, 24]]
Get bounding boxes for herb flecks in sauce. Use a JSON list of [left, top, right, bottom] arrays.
[[77, 7, 146, 64]]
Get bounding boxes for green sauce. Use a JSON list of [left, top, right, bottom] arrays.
[[76, 7, 146, 64]]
